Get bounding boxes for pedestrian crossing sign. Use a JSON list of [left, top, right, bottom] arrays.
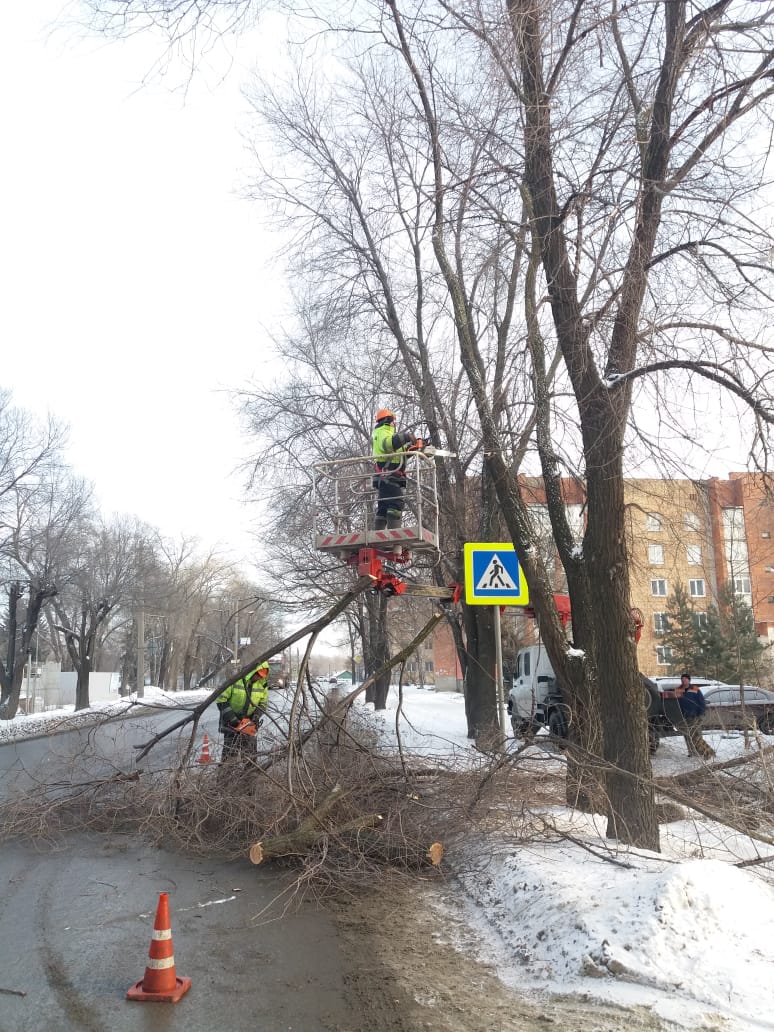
[[463, 542, 529, 606]]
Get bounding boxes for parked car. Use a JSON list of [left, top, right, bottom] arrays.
[[649, 679, 774, 736], [700, 684, 774, 735], [649, 675, 721, 693]]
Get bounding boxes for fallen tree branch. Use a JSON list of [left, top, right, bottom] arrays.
[[133, 578, 373, 761], [663, 742, 774, 784], [254, 607, 448, 773], [249, 813, 384, 864], [248, 782, 383, 863]]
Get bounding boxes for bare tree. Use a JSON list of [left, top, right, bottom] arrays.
[[0, 396, 78, 716], [78, 2, 774, 853], [48, 516, 147, 710], [423, 0, 774, 847], [247, 1, 774, 849]]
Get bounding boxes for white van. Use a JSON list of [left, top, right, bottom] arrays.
[[508, 644, 663, 746], [507, 644, 566, 736]]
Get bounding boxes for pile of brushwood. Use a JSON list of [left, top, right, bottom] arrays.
[[3, 678, 774, 900]]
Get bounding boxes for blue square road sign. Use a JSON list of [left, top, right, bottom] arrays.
[[463, 542, 529, 606]]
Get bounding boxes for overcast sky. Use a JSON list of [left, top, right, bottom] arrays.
[[1, 0, 757, 581], [0, 3, 288, 568]]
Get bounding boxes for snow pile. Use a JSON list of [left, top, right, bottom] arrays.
[[364, 686, 774, 1031], [368, 686, 473, 759], [456, 828, 774, 1030], [0, 688, 207, 744]]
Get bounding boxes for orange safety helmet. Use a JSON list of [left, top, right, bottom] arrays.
[[257, 662, 270, 674], [375, 408, 395, 423]]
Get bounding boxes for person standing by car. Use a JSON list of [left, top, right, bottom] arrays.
[[677, 672, 716, 760], [216, 661, 270, 761]]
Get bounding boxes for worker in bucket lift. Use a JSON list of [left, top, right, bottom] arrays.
[[216, 661, 269, 760], [371, 408, 423, 531]]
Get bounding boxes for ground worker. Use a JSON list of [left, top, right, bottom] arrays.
[[216, 660, 270, 761], [371, 408, 422, 530], [676, 672, 716, 760]]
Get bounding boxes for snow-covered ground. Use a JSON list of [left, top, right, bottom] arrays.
[[3, 685, 774, 1031]]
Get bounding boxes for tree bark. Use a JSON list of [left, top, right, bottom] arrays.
[[462, 605, 499, 744]]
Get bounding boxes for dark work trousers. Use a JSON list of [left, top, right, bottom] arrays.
[[376, 471, 406, 522]]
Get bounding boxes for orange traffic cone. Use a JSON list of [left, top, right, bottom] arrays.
[[127, 892, 191, 1003], [197, 733, 212, 764]]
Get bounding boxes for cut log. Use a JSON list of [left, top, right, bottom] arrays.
[[250, 812, 383, 864]]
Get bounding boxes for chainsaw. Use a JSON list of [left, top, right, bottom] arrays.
[[408, 440, 456, 459], [233, 717, 258, 736]]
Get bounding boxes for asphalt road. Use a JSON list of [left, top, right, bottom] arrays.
[[0, 704, 223, 803], [0, 833, 360, 1032], [0, 707, 365, 1032]]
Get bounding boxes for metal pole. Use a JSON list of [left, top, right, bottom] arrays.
[[137, 606, 145, 698], [233, 606, 239, 665], [26, 652, 32, 714], [493, 605, 507, 749]]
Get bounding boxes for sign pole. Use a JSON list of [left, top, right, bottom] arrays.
[[493, 604, 507, 749], [463, 542, 528, 752]]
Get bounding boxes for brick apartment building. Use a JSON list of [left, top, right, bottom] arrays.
[[521, 472, 774, 676], [429, 472, 774, 685]]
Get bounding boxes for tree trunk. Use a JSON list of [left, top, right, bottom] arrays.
[[584, 416, 658, 849], [463, 605, 499, 745], [75, 657, 91, 712], [1, 582, 57, 719], [363, 591, 391, 708]]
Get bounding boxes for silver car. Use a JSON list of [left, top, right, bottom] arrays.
[[701, 684, 774, 735]]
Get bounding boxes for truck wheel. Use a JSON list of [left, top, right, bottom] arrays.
[[548, 709, 568, 745], [758, 713, 774, 735]]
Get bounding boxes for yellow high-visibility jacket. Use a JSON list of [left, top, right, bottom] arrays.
[[216, 667, 268, 728], [372, 422, 414, 472]]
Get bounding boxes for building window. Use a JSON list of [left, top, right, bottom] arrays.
[[763, 531, 771, 539], [656, 646, 673, 666], [651, 579, 668, 596], [689, 579, 706, 597], [653, 613, 670, 634], [684, 511, 700, 531], [768, 596, 774, 604], [648, 544, 664, 565], [733, 576, 752, 595], [646, 513, 662, 532], [693, 612, 708, 630], [687, 544, 702, 565]]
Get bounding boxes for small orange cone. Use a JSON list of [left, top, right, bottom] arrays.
[[197, 733, 212, 764], [127, 892, 191, 1003]]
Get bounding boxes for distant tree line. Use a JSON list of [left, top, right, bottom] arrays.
[[0, 389, 281, 717]]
